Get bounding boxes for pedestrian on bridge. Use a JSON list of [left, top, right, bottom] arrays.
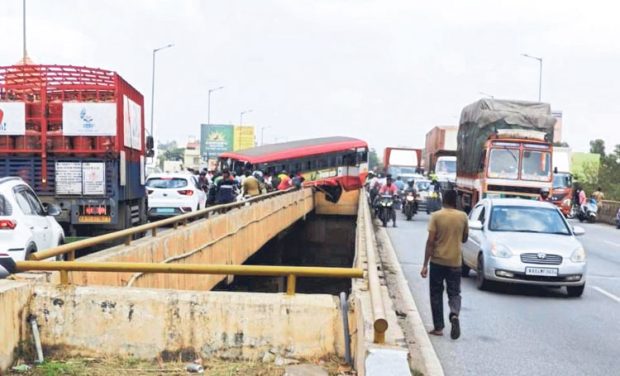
[[420, 189, 468, 340]]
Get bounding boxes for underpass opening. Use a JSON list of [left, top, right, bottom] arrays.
[[213, 213, 356, 295]]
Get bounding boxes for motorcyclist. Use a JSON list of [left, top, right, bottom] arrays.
[[402, 179, 418, 214], [539, 187, 551, 202], [378, 177, 398, 227]]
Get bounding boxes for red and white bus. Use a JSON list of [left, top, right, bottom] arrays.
[[218, 136, 369, 195]]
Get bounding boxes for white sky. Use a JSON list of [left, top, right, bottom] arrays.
[[1, 0, 619, 152]]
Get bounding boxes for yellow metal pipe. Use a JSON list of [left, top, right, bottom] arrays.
[[15, 261, 364, 279], [286, 274, 296, 295], [30, 187, 302, 261]]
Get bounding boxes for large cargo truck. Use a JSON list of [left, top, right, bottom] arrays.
[[425, 126, 458, 186], [382, 147, 422, 179], [0, 64, 150, 236], [456, 99, 556, 212]]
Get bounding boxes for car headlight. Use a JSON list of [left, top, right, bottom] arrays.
[[490, 243, 513, 258], [570, 246, 586, 263]]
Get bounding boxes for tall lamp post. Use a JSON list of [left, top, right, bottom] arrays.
[[207, 86, 224, 125], [149, 43, 174, 137], [240, 109, 253, 126], [521, 53, 543, 101]]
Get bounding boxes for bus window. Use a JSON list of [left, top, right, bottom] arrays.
[[357, 149, 368, 164], [318, 158, 328, 169], [343, 152, 357, 166]]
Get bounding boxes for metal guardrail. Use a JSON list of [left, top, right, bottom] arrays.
[[30, 188, 301, 261], [360, 194, 388, 344], [15, 261, 363, 296]]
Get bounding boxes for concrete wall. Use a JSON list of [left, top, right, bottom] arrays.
[[599, 200, 620, 226], [28, 284, 345, 361], [0, 281, 32, 371], [61, 188, 314, 291]]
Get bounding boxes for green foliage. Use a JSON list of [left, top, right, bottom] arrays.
[[589, 139, 605, 157], [368, 148, 381, 170], [581, 139, 620, 200]]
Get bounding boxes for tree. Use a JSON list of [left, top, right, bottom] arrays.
[[589, 139, 606, 157], [368, 148, 381, 171]]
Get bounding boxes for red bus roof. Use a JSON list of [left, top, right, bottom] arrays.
[[219, 136, 367, 164]]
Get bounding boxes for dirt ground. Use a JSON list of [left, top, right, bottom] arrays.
[[7, 355, 352, 376]]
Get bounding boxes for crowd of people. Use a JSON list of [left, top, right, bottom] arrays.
[[185, 167, 305, 205]]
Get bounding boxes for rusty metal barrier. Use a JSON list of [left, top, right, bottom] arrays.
[[30, 188, 303, 261], [15, 261, 363, 296]]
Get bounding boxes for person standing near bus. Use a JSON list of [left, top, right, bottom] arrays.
[[277, 170, 292, 190], [242, 172, 261, 197]]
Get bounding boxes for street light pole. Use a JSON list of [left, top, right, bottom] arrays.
[[240, 109, 253, 126], [22, 0, 27, 60], [521, 53, 543, 101], [207, 86, 224, 125], [149, 43, 174, 137]]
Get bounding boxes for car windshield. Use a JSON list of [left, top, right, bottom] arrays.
[[416, 181, 431, 191], [146, 177, 188, 189], [553, 174, 571, 189], [436, 160, 456, 174], [522, 150, 551, 181], [488, 148, 519, 179], [489, 206, 571, 235]]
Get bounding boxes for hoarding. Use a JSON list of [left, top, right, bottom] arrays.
[[63, 103, 117, 136], [200, 124, 234, 158], [0, 102, 26, 135], [233, 125, 255, 151], [123, 96, 142, 150]]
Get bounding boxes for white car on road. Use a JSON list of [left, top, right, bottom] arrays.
[[146, 173, 207, 220], [0, 177, 65, 261], [463, 198, 587, 297]]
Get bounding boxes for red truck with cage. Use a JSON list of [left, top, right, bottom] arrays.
[[0, 64, 152, 236]]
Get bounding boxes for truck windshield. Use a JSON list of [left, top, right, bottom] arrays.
[[521, 150, 551, 181], [488, 148, 519, 179], [436, 159, 456, 174], [553, 174, 571, 189], [389, 166, 417, 176]]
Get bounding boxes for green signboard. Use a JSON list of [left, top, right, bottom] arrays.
[[200, 124, 234, 159]]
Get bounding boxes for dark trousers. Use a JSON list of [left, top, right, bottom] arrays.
[[429, 262, 462, 330]]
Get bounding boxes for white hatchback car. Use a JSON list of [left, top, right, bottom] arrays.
[[146, 173, 207, 220], [0, 177, 65, 261]]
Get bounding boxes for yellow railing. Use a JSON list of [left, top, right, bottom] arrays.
[[30, 188, 301, 261], [15, 261, 363, 296]]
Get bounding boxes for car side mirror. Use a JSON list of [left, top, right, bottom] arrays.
[[572, 226, 585, 236], [44, 203, 62, 217], [469, 220, 483, 231]]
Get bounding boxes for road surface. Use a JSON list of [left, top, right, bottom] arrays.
[[387, 211, 620, 376]]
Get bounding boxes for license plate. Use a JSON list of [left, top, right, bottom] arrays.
[[157, 208, 175, 213], [525, 267, 558, 277], [78, 215, 112, 223]]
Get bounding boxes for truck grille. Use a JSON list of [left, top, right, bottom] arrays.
[[520, 253, 562, 265]]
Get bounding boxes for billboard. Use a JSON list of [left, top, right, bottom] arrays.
[[233, 125, 255, 151], [200, 124, 234, 159]]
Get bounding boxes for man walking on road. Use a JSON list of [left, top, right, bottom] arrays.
[[420, 190, 468, 339]]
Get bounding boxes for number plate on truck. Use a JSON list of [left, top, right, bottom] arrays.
[[78, 215, 112, 223]]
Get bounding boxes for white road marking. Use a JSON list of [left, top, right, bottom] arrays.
[[603, 240, 620, 248], [592, 286, 620, 303]]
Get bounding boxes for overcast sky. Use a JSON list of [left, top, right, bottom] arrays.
[[1, 0, 619, 153]]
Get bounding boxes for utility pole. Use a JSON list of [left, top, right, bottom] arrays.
[[240, 109, 253, 126], [207, 86, 224, 125], [149, 44, 174, 137], [22, 0, 27, 60], [521, 53, 543, 101]]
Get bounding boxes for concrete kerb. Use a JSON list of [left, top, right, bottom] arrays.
[[374, 227, 445, 376]]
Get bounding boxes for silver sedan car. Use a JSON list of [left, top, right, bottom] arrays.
[[462, 198, 587, 297]]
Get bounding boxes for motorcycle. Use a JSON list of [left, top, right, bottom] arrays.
[[377, 194, 397, 227], [577, 198, 598, 223], [402, 191, 417, 221]]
